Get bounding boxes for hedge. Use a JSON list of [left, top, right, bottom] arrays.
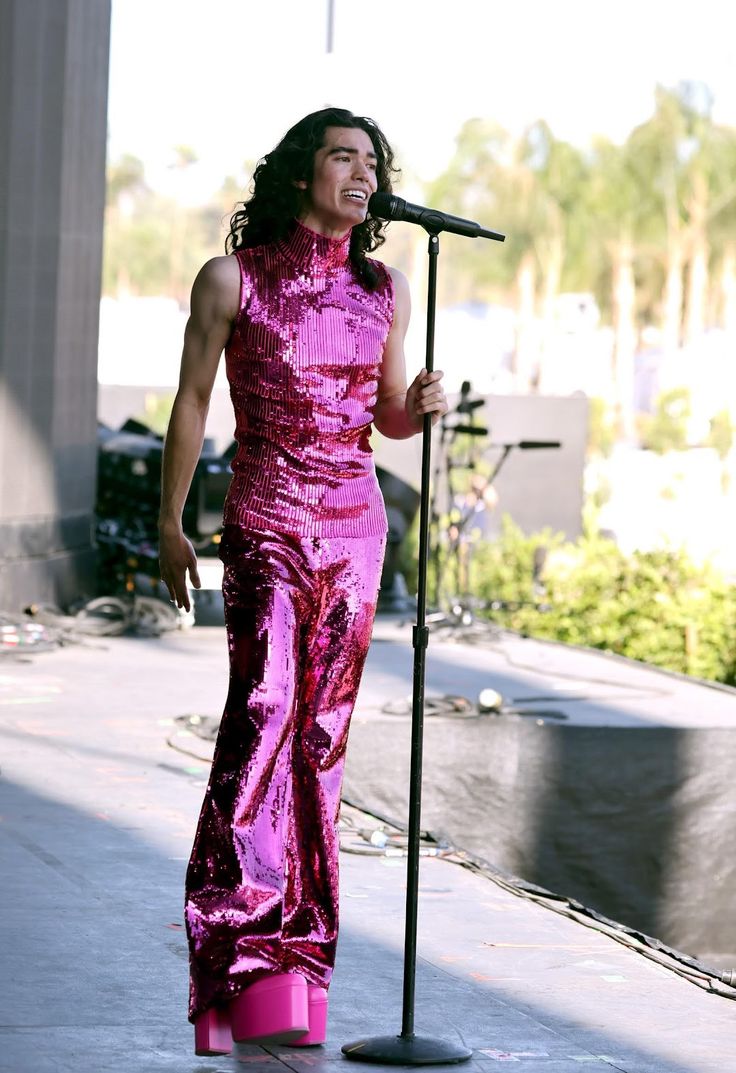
[[406, 516, 736, 686]]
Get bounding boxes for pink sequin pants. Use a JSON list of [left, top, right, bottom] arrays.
[[185, 524, 386, 1022]]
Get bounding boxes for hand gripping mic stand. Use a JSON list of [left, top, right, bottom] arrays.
[[342, 210, 505, 1065]]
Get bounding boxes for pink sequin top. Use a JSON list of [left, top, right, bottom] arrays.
[[222, 219, 394, 537]]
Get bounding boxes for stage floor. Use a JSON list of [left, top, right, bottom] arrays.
[[0, 619, 734, 1072]]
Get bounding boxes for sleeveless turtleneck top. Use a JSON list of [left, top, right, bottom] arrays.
[[221, 219, 394, 537]]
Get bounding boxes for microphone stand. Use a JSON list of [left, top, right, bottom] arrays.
[[343, 229, 484, 1065], [429, 415, 449, 608]]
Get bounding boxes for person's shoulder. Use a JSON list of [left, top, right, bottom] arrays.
[[190, 254, 241, 320], [383, 264, 410, 308], [364, 259, 406, 293], [196, 253, 241, 290], [377, 265, 410, 331], [384, 264, 408, 290]]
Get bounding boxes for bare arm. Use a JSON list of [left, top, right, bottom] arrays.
[[158, 254, 240, 610], [373, 267, 447, 439]]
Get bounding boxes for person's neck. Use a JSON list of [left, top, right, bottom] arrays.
[[275, 217, 351, 273], [296, 211, 352, 242]]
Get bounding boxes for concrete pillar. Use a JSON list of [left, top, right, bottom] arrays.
[[0, 0, 111, 611]]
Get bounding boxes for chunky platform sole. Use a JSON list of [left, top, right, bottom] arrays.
[[283, 985, 329, 1046], [193, 1003, 232, 1056], [230, 972, 310, 1045]]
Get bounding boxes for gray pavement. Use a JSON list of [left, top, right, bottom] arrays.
[[1, 619, 734, 1072]]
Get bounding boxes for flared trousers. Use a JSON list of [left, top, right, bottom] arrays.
[[184, 524, 386, 1022]]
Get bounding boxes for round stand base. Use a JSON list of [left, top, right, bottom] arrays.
[[342, 1034, 472, 1065]]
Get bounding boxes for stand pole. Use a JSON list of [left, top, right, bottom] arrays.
[[342, 232, 472, 1065], [429, 417, 448, 608]]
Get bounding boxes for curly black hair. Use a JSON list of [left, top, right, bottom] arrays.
[[226, 107, 399, 289]]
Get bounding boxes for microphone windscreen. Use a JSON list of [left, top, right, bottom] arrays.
[[368, 192, 398, 220]]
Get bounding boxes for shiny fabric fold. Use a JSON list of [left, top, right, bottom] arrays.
[[222, 218, 394, 537], [184, 525, 386, 1022]]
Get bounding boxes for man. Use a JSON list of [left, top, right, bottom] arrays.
[[158, 107, 447, 1056]]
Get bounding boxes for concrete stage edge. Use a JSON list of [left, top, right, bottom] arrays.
[[342, 617, 736, 970]]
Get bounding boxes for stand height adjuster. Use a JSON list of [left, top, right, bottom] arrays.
[[412, 625, 430, 650]]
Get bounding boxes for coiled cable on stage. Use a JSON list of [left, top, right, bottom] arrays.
[[0, 596, 180, 654]]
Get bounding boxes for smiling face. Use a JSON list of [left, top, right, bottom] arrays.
[[296, 126, 379, 237]]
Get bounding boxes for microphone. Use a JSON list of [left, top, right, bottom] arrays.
[[369, 192, 505, 242]]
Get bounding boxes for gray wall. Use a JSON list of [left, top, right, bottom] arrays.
[[98, 387, 588, 543], [0, 0, 111, 611], [372, 393, 588, 542]]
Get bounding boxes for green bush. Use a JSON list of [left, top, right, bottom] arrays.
[[707, 410, 734, 460], [587, 396, 617, 458], [412, 515, 736, 685], [136, 392, 175, 436], [638, 387, 691, 453]]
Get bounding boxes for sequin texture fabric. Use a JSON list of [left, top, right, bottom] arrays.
[[184, 221, 393, 1024], [185, 526, 386, 1022], [222, 218, 394, 537]]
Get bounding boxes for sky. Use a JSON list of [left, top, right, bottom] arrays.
[[107, 0, 736, 202]]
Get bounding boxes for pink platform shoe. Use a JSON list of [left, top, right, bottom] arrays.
[[229, 972, 310, 1045], [283, 984, 328, 1046], [194, 1004, 232, 1056]]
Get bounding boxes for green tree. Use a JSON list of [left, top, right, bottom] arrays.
[[625, 86, 691, 352], [584, 137, 647, 434], [107, 153, 146, 203], [167, 145, 199, 300], [426, 118, 514, 304], [103, 150, 226, 303], [622, 82, 736, 348], [427, 119, 588, 390]]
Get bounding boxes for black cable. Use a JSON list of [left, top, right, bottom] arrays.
[[338, 796, 736, 1001], [0, 595, 180, 653], [380, 694, 481, 718], [166, 714, 221, 764], [165, 736, 216, 765], [165, 713, 736, 996]]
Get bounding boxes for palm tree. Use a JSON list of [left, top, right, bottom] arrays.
[[583, 137, 646, 435], [167, 145, 199, 302], [427, 119, 589, 392], [625, 86, 691, 354], [104, 154, 148, 296], [701, 117, 736, 337], [518, 122, 589, 389], [426, 120, 537, 388], [624, 82, 736, 349]]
